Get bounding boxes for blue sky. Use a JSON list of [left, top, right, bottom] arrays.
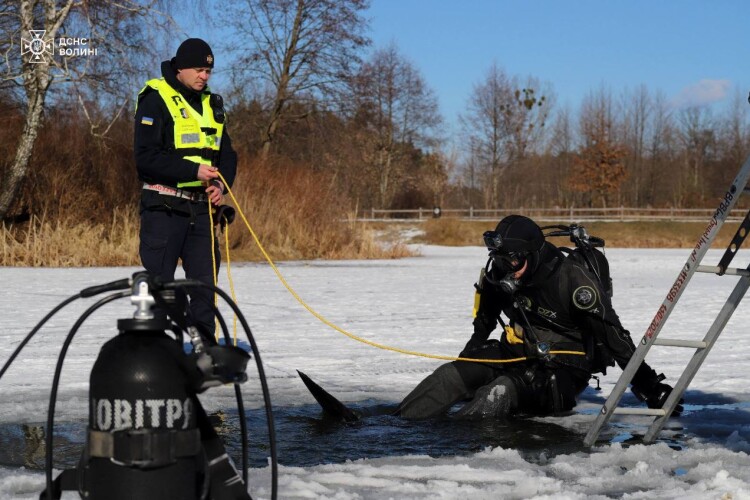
[[176, 1, 748, 131], [365, 0, 748, 129]]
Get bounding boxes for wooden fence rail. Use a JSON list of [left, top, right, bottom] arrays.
[[357, 207, 747, 223]]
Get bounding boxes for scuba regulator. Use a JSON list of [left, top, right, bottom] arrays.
[[0, 272, 278, 500]]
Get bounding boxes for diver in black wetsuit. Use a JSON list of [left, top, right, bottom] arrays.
[[396, 215, 683, 420]]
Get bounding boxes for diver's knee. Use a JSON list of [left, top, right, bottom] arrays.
[[396, 363, 470, 419], [454, 375, 519, 419]]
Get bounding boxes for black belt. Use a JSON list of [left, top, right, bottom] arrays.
[[143, 183, 207, 202]]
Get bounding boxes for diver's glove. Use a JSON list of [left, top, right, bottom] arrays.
[[632, 373, 684, 417]]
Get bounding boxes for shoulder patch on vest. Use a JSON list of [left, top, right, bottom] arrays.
[[573, 285, 597, 310]]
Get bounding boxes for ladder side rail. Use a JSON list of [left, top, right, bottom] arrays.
[[716, 210, 750, 273], [583, 335, 654, 445], [584, 204, 733, 447], [643, 274, 750, 442], [584, 156, 750, 447]]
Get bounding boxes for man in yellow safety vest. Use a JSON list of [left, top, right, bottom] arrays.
[[134, 38, 237, 337]]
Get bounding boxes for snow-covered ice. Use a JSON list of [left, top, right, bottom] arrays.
[[1, 245, 750, 499]]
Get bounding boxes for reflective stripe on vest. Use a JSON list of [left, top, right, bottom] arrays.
[[137, 78, 224, 188]]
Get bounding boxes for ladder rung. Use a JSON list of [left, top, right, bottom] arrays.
[[696, 265, 750, 277], [653, 338, 708, 348], [612, 407, 667, 417]]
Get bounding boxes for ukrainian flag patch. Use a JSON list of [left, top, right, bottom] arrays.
[[141, 116, 154, 126]]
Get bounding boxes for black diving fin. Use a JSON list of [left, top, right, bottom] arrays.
[[297, 370, 362, 422]]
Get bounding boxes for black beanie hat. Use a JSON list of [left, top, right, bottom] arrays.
[[173, 38, 214, 69], [494, 215, 544, 254]]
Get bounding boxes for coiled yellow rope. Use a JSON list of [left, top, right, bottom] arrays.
[[223, 220, 239, 345], [208, 199, 219, 339]]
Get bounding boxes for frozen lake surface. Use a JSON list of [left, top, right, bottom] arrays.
[[1, 245, 750, 499]]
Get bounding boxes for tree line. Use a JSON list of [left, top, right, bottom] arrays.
[[3, 0, 750, 225]]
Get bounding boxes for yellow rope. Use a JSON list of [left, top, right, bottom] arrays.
[[223, 218, 239, 345], [207, 190, 239, 345], [208, 196, 219, 340], [216, 172, 586, 364]]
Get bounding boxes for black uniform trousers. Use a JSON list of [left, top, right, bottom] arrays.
[[139, 203, 220, 336]]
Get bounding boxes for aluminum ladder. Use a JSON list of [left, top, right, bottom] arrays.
[[584, 155, 750, 446]]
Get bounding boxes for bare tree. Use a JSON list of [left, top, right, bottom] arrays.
[[506, 77, 552, 162], [458, 139, 482, 208], [460, 63, 512, 208], [643, 90, 677, 205], [0, 0, 174, 220], [548, 104, 575, 203], [549, 105, 575, 157], [620, 85, 651, 205], [460, 63, 549, 208], [420, 149, 455, 208], [226, 0, 369, 159], [719, 88, 750, 170], [678, 105, 716, 200], [350, 44, 441, 208]]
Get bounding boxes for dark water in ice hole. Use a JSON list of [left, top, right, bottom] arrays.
[[0, 399, 611, 472], [3, 386, 748, 473], [4, 394, 747, 474]]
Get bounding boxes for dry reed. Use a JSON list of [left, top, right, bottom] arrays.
[[1, 208, 141, 267], [1, 157, 414, 267], [217, 158, 413, 262]]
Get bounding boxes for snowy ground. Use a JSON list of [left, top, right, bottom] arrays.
[[1, 245, 750, 499]]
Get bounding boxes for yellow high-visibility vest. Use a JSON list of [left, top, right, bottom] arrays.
[[137, 78, 224, 188]]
